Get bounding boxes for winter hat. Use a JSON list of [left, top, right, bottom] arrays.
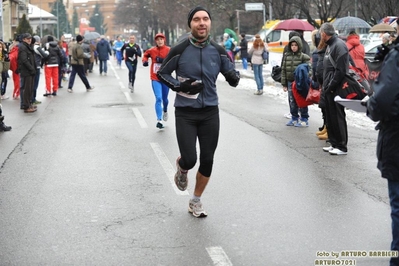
[[155, 33, 166, 40], [33, 35, 41, 43], [76, 35, 83, 42], [21, 33, 32, 40], [187, 6, 211, 28]]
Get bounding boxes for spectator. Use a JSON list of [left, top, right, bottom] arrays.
[[18, 33, 37, 113], [281, 36, 311, 127], [223, 33, 235, 62], [346, 30, 369, 78], [67, 35, 94, 93], [248, 34, 267, 95], [96, 35, 112, 76], [43, 36, 62, 96], [374, 33, 392, 61], [366, 41, 399, 266], [239, 33, 248, 70], [320, 22, 349, 155]]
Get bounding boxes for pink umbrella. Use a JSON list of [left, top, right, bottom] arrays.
[[275, 19, 315, 31]]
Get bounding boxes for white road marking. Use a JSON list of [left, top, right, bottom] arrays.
[[119, 81, 125, 89], [206, 246, 233, 266], [132, 108, 147, 128], [124, 92, 133, 103], [150, 142, 189, 196]]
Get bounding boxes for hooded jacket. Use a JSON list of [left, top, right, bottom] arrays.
[[96, 38, 112, 61], [281, 36, 311, 87], [17, 41, 36, 77], [346, 34, 369, 77], [44, 41, 62, 67]]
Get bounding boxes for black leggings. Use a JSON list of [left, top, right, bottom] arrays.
[[175, 106, 220, 177]]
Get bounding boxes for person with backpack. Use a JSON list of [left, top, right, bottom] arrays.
[[223, 33, 236, 62], [43, 36, 63, 96], [320, 22, 349, 155], [248, 34, 267, 95], [157, 6, 239, 218], [67, 35, 94, 93], [281, 36, 311, 127], [346, 30, 369, 79], [366, 42, 399, 266]]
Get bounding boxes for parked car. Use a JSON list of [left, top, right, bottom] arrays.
[[364, 42, 381, 61]]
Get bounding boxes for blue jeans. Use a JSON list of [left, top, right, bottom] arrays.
[[32, 68, 40, 102], [152, 80, 169, 120], [241, 57, 248, 70], [68, 64, 91, 89], [253, 64, 263, 91], [287, 81, 309, 120], [1, 72, 8, 96], [388, 180, 399, 266], [99, 60, 108, 74], [125, 61, 137, 85]]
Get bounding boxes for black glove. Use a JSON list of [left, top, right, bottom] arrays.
[[224, 70, 240, 87], [30, 70, 36, 76], [155, 56, 163, 63], [176, 79, 204, 95], [3, 53, 9, 62], [143, 61, 149, 67]]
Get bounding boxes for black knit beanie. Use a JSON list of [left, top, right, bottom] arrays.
[[187, 6, 211, 28]]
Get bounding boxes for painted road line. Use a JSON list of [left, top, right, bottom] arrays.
[[132, 108, 148, 128], [119, 81, 125, 89], [124, 92, 133, 103], [206, 246, 233, 266], [150, 142, 189, 196]]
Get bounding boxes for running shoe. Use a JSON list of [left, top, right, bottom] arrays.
[[188, 199, 207, 218]]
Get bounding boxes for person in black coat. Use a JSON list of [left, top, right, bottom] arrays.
[[239, 33, 248, 70], [366, 43, 399, 266], [17, 33, 37, 113], [320, 22, 349, 155]]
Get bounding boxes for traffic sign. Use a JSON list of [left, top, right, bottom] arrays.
[[245, 3, 264, 11]]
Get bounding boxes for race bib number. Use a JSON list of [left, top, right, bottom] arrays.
[[153, 63, 161, 73]]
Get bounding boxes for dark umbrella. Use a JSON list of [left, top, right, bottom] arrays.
[[332, 16, 371, 33], [84, 32, 100, 41], [274, 19, 315, 31], [41, 35, 57, 45], [369, 23, 396, 33]]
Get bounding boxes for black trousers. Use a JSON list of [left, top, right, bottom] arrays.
[[325, 91, 348, 152], [175, 106, 220, 177], [21, 75, 34, 109]]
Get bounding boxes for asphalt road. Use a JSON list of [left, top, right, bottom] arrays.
[[0, 58, 393, 266]]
